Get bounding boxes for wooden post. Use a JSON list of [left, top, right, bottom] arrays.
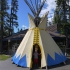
[[8, 39, 11, 54], [63, 40, 66, 56]]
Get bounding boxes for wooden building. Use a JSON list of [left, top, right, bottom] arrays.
[[3, 24, 67, 55]]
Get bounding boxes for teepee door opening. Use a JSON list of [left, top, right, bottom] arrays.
[[32, 44, 41, 68]]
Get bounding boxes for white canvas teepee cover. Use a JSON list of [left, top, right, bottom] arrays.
[[12, 13, 66, 68]]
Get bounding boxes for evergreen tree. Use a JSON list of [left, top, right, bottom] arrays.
[[54, 0, 70, 34], [0, 0, 9, 52], [0, 0, 18, 53], [9, 0, 18, 35], [54, 0, 70, 53]]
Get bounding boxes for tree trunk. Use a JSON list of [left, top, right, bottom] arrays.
[[65, 35, 68, 56], [0, 1, 4, 53], [0, 20, 3, 53], [65, 27, 68, 56]]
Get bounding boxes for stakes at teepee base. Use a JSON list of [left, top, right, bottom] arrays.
[[12, 0, 67, 69]]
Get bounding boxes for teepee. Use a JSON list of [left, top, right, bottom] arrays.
[[12, 0, 66, 69]]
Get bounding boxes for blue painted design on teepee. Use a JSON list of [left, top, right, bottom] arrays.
[[14, 55, 20, 64], [12, 53, 16, 61], [60, 54, 67, 61], [47, 52, 66, 66], [18, 55, 27, 67], [12, 54, 20, 65]]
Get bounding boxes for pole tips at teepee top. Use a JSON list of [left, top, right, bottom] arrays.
[[24, 0, 47, 27]]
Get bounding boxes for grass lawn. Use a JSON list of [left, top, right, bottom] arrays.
[[0, 54, 11, 61]]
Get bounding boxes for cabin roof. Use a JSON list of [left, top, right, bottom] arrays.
[[3, 24, 65, 41]]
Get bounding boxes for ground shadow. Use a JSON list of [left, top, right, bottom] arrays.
[[30, 66, 46, 70]]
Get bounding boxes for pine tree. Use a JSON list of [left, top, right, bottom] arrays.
[[0, 0, 9, 53], [54, 0, 70, 34], [9, 0, 18, 35], [54, 0, 70, 54]]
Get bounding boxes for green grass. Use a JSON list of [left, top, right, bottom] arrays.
[[0, 54, 11, 61]]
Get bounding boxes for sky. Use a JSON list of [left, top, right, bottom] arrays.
[[9, 0, 56, 33]]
